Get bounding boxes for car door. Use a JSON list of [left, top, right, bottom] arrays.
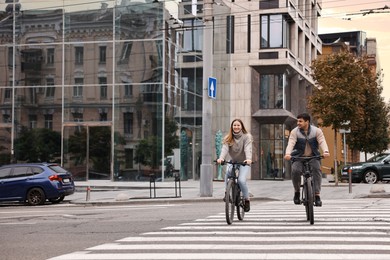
[[2, 166, 31, 200], [0, 167, 13, 199], [380, 155, 390, 180]]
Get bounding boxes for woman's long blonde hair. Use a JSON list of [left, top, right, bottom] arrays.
[[223, 118, 248, 146]]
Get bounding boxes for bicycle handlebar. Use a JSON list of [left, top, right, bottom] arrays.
[[290, 155, 324, 162], [214, 160, 252, 166]]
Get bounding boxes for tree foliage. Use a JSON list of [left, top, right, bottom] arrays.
[[308, 51, 390, 154], [68, 127, 125, 173], [14, 127, 61, 162], [134, 117, 179, 168]]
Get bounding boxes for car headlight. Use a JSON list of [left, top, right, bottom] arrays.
[[350, 165, 363, 170]]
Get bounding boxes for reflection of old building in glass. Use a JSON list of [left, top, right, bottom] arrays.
[[0, 1, 185, 181]]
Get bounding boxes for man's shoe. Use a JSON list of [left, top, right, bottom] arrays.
[[244, 200, 250, 212], [315, 196, 322, 207], [293, 192, 300, 205]]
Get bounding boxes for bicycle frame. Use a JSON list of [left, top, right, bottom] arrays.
[[220, 161, 248, 225], [291, 155, 323, 225]]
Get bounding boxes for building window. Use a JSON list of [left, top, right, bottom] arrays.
[[75, 46, 84, 64], [120, 42, 132, 62], [183, 19, 203, 52], [124, 149, 134, 168], [73, 112, 83, 132], [4, 88, 12, 100], [45, 78, 55, 98], [29, 115, 37, 129], [99, 46, 106, 63], [260, 124, 284, 179], [100, 113, 107, 121], [8, 47, 13, 67], [123, 112, 133, 135], [226, 15, 235, 54], [2, 114, 10, 123], [260, 74, 283, 109], [99, 77, 107, 99], [124, 82, 133, 97], [259, 0, 279, 9], [73, 78, 83, 97], [44, 114, 53, 129], [260, 14, 289, 49], [47, 48, 54, 64]]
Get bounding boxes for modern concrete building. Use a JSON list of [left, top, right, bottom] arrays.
[[178, 0, 324, 179]]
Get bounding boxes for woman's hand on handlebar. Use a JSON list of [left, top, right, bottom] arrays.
[[216, 158, 224, 165]]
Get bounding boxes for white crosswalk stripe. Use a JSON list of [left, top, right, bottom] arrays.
[[48, 199, 390, 260]]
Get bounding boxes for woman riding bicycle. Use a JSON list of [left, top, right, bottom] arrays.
[[217, 118, 253, 212]]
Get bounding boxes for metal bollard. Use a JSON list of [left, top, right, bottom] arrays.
[[86, 186, 91, 201]]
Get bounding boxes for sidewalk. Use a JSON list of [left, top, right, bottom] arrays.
[[67, 177, 390, 205]]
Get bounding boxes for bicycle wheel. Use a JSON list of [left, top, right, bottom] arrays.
[[236, 186, 245, 221], [225, 180, 235, 225], [306, 178, 314, 225]]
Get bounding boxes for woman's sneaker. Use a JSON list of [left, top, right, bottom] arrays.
[[244, 200, 250, 212]]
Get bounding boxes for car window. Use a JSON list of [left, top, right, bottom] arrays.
[[12, 167, 30, 177], [49, 165, 67, 173], [368, 154, 389, 162], [0, 167, 12, 179], [31, 167, 43, 175]]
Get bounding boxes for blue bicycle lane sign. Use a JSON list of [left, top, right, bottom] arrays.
[[208, 77, 217, 99]]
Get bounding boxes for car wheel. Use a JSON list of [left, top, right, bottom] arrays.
[[364, 170, 378, 184], [27, 188, 46, 206], [49, 195, 65, 204]]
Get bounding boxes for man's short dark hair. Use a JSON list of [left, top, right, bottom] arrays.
[[297, 113, 311, 123]]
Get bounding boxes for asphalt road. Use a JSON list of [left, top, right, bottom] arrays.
[[0, 201, 222, 260], [2, 198, 390, 260]]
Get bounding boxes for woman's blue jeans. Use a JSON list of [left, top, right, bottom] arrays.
[[224, 164, 250, 200]]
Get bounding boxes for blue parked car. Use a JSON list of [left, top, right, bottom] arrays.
[[0, 163, 75, 206]]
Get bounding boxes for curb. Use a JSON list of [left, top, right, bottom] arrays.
[[68, 196, 279, 206]]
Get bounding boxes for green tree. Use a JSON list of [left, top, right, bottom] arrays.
[[68, 127, 125, 173], [134, 117, 179, 168], [14, 127, 61, 162], [309, 52, 365, 129], [308, 51, 390, 184], [348, 69, 390, 156]]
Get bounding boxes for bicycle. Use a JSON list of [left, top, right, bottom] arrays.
[[291, 155, 323, 225], [217, 160, 249, 225]]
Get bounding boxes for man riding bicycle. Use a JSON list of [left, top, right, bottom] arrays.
[[284, 113, 330, 207]]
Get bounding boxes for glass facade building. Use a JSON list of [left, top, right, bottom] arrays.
[[0, 0, 200, 181]]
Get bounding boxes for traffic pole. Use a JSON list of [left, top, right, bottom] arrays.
[[200, 0, 214, 197]]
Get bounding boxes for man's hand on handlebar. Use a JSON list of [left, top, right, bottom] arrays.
[[244, 160, 252, 165]]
